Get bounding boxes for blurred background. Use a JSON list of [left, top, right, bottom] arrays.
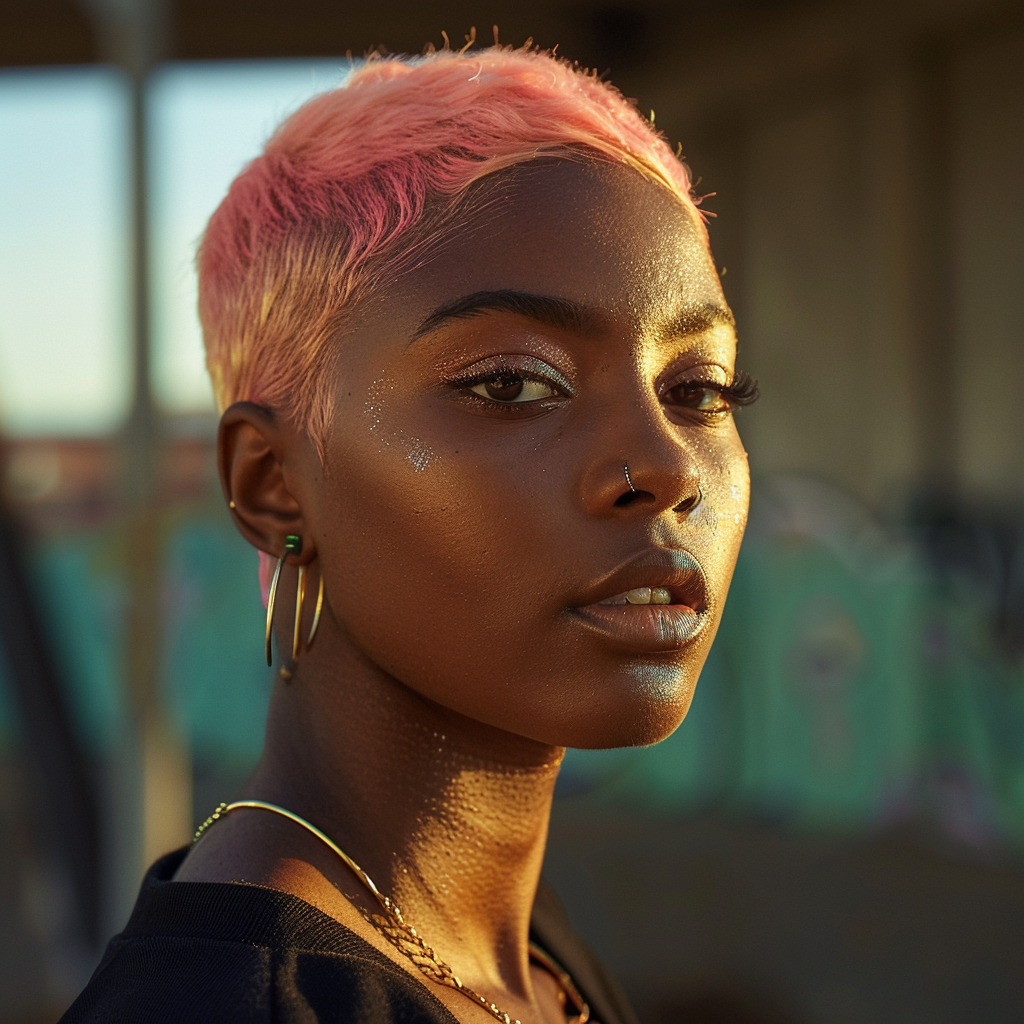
[[1, 1, 1022, 1022]]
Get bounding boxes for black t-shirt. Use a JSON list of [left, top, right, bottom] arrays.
[[60, 847, 639, 1024]]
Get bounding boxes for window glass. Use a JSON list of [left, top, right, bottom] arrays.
[[0, 67, 130, 436]]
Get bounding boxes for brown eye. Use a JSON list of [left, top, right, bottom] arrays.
[[483, 375, 524, 401], [469, 375, 559, 404], [666, 382, 730, 414]]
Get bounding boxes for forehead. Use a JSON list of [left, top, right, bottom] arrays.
[[355, 159, 726, 339]]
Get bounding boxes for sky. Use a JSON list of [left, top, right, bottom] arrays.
[[0, 59, 352, 436]]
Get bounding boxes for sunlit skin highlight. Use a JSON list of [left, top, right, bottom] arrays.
[[179, 159, 751, 1024]]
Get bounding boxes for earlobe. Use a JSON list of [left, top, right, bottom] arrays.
[[217, 402, 317, 564]]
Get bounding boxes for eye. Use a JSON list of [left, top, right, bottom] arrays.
[[445, 355, 573, 413], [468, 373, 561, 404], [664, 381, 732, 415]]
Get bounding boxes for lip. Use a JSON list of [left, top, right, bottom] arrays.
[[569, 547, 709, 652]]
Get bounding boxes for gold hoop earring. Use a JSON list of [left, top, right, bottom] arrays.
[[292, 565, 307, 663], [308, 574, 324, 648], [265, 534, 302, 667]]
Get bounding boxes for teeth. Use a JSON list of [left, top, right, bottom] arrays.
[[622, 587, 673, 605], [600, 587, 677, 606]]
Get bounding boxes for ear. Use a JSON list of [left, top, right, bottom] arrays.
[[217, 402, 317, 565]]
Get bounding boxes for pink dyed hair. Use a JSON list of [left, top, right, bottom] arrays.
[[197, 46, 705, 462]]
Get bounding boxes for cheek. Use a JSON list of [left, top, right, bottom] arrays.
[[364, 377, 438, 472], [721, 440, 751, 537], [319, 411, 543, 665], [691, 429, 750, 606], [317, 436, 591, 740]]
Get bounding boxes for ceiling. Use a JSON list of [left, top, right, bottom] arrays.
[[0, 0, 801, 71]]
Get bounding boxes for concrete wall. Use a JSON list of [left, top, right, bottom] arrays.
[[642, 2, 1024, 508]]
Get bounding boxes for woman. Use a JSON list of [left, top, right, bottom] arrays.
[[62, 45, 755, 1024]]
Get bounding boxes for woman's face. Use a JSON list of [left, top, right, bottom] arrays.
[[303, 160, 749, 749]]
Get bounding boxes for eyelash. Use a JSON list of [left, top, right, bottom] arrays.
[[701, 369, 760, 407], [659, 369, 760, 419], [448, 364, 760, 412], [447, 359, 573, 410]]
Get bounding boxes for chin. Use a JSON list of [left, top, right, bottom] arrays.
[[566, 705, 693, 750], [530, 659, 700, 751]]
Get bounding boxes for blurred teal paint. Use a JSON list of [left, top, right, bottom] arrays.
[[0, 519, 269, 762], [722, 538, 925, 826], [162, 516, 270, 758], [1, 518, 1022, 847], [34, 536, 126, 752]]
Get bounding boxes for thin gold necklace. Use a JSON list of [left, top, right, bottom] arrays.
[[193, 801, 590, 1024]]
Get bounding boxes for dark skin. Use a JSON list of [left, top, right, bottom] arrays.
[[177, 160, 750, 1024]]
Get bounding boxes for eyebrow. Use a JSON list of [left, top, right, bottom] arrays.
[[411, 289, 735, 342], [412, 290, 603, 341], [658, 302, 736, 339]]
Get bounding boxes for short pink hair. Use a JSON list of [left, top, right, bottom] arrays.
[[198, 46, 704, 456]]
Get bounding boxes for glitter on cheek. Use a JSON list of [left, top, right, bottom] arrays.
[[407, 443, 433, 472], [363, 400, 380, 431], [727, 471, 749, 528], [694, 499, 719, 535], [363, 378, 388, 434], [363, 379, 435, 470]]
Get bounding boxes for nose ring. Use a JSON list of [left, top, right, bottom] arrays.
[[623, 464, 636, 492]]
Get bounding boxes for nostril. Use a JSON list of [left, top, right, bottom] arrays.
[[672, 493, 700, 515], [614, 489, 655, 508]]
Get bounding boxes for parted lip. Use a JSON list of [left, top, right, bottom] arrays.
[[572, 546, 708, 612]]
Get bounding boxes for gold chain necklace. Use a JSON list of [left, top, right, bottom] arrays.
[[193, 801, 590, 1024]]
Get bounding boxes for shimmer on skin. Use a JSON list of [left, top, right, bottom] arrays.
[[181, 49, 752, 1024]]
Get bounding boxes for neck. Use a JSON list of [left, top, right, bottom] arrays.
[[246, 632, 564, 996]]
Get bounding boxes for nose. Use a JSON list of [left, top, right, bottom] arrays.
[[578, 395, 702, 519]]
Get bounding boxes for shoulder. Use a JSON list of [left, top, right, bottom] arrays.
[[60, 934, 456, 1024], [60, 850, 459, 1024]]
